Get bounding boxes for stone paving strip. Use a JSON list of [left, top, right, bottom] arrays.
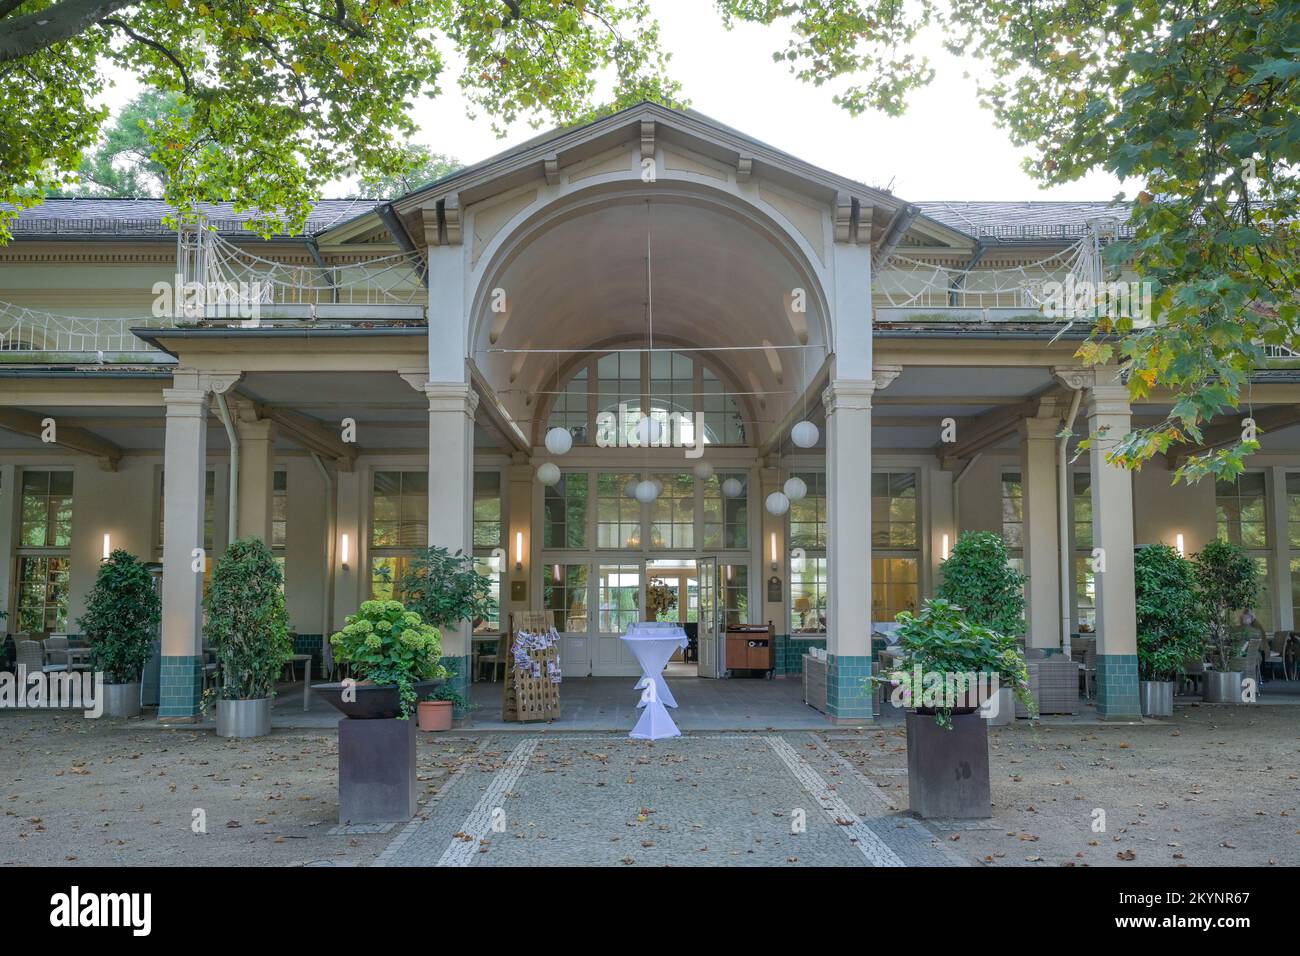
[[377, 732, 963, 867]]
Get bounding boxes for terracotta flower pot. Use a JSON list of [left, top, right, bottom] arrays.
[[417, 699, 453, 731]]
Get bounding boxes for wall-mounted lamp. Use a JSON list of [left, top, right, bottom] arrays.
[[770, 532, 779, 572], [102, 533, 111, 561], [1175, 533, 1185, 557], [340, 532, 350, 569], [515, 531, 524, 573], [941, 533, 950, 561]]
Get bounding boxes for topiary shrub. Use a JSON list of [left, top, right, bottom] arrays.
[[936, 530, 1027, 637], [78, 550, 160, 684], [204, 537, 292, 700], [1134, 544, 1206, 681], [1194, 539, 1259, 671]]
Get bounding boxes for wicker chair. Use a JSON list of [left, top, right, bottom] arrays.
[[1230, 637, 1263, 689], [43, 635, 71, 672], [1264, 631, 1298, 681], [15, 639, 52, 673]]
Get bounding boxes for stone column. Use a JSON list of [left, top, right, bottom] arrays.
[[406, 376, 478, 710], [1086, 384, 1141, 719], [235, 403, 276, 542], [158, 371, 236, 719], [1019, 414, 1063, 654], [822, 377, 877, 723], [1268, 466, 1293, 631]]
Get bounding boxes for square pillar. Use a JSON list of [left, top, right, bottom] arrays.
[[418, 379, 478, 709], [1086, 385, 1141, 719], [234, 405, 276, 542], [158, 379, 212, 719], [822, 378, 876, 723], [1019, 416, 1062, 654]]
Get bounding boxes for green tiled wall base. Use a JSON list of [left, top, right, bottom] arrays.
[[445, 654, 471, 720], [826, 654, 874, 721], [776, 635, 826, 675], [1096, 653, 1141, 719], [291, 633, 325, 673], [158, 655, 204, 718]]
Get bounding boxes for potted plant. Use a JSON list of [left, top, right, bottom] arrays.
[[874, 599, 1032, 819], [1134, 544, 1206, 716], [204, 537, 293, 737], [418, 683, 467, 732], [324, 599, 446, 719], [936, 530, 1027, 722], [77, 550, 160, 718], [1194, 540, 1259, 704], [397, 547, 493, 715]]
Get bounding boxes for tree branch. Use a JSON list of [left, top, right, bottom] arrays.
[[0, 0, 135, 63], [102, 16, 191, 93]]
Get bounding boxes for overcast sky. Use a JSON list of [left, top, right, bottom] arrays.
[[100, 1, 1130, 202]]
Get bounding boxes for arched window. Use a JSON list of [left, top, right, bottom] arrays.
[[544, 350, 748, 447]]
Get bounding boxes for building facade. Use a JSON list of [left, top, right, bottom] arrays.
[[3, 104, 1297, 723]]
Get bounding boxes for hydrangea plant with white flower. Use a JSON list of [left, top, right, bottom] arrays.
[[330, 599, 446, 718]]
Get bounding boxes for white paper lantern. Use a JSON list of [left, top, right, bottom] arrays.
[[759, 494, 790, 515], [721, 477, 744, 498], [634, 479, 660, 503], [635, 416, 662, 446], [693, 461, 714, 480], [765, 491, 791, 516], [783, 476, 807, 501], [544, 426, 573, 456], [791, 420, 820, 448], [536, 462, 561, 485], [623, 480, 639, 498]]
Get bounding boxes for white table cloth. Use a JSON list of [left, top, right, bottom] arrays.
[[620, 623, 687, 740]]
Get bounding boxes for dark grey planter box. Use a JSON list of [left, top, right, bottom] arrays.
[[905, 710, 991, 819], [338, 716, 416, 824]]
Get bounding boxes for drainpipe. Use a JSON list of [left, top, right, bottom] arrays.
[[1058, 387, 1083, 658], [312, 452, 336, 674], [214, 392, 239, 544]]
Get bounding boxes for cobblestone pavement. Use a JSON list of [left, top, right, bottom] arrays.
[[377, 733, 966, 867]]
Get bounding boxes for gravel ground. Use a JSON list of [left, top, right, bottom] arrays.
[[0, 712, 484, 867], [2, 704, 1297, 867], [826, 704, 1300, 867]]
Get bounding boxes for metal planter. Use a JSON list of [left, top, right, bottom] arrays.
[[1139, 680, 1173, 717], [216, 698, 271, 737], [905, 710, 992, 819], [102, 682, 141, 719], [981, 686, 1016, 726], [1202, 670, 1244, 704]]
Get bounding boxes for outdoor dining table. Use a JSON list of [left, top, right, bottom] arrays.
[[64, 647, 92, 671], [619, 623, 687, 741]]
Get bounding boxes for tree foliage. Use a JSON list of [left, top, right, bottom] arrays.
[[353, 143, 461, 199], [1, 0, 680, 241], [1193, 538, 1259, 671], [715, 0, 1300, 483], [49, 89, 183, 197], [77, 549, 160, 684], [1133, 543, 1206, 680], [936, 530, 1026, 638], [203, 536, 292, 700], [397, 546, 494, 630]]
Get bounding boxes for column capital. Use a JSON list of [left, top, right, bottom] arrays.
[[872, 364, 903, 391], [170, 368, 241, 395], [822, 378, 875, 415], [1085, 385, 1132, 419], [1019, 416, 1061, 441]]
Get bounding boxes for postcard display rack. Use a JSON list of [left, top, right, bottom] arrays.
[[502, 611, 562, 722]]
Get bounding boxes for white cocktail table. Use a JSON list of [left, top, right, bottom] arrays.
[[619, 623, 687, 741]]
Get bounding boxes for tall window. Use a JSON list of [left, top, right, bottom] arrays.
[[543, 472, 588, 548], [549, 367, 589, 444], [872, 473, 920, 622], [1287, 474, 1300, 625], [1072, 473, 1096, 631], [271, 469, 288, 583], [791, 556, 827, 633], [703, 473, 749, 549], [1217, 473, 1272, 629], [596, 472, 641, 548], [370, 471, 427, 600], [1000, 471, 1024, 552], [17, 470, 73, 632], [701, 367, 746, 445], [472, 471, 502, 634], [650, 473, 694, 549], [788, 471, 827, 549], [789, 472, 828, 633], [596, 351, 643, 444], [543, 563, 589, 632]]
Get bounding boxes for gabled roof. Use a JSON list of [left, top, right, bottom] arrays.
[[917, 201, 1133, 241]]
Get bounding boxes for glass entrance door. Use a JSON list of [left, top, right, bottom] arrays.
[[592, 563, 642, 676], [696, 556, 722, 678]]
